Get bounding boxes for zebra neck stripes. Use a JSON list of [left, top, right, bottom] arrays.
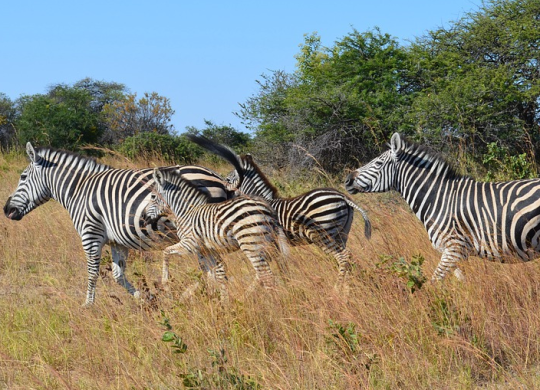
[[345, 132, 540, 281], [4, 143, 232, 305]]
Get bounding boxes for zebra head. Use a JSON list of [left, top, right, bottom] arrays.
[[345, 133, 404, 194], [225, 169, 240, 192], [144, 169, 174, 224], [4, 143, 52, 221], [150, 167, 197, 219]]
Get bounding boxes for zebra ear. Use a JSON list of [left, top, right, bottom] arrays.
[[390, 133, 401, 150], [390, 133, 402, 155], [153, 168, 165, 187], [26, 142, 38, 163]]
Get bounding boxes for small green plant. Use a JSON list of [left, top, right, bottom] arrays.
[[377, 254, 427, 293], [159, 311, 188, 354], [390, 255, 427, 293], [429, 295, 461, 336], [180, 348, 261, 389], [327, 319, 361, 354]]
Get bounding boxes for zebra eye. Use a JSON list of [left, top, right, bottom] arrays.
[[20, 173, 28, 182]]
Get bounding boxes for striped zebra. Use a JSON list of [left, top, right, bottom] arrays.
[[185, 135, 372, 291], [345, 132, 540, 281], [3, 143, 231, 305], [149, 166, 289, 302]]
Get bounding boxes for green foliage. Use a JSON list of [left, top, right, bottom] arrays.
[[428, 294, 462, 337], [238, 0, 540, 173], [14, 79, 127, 151], [240, 29, 407, 171], [483, 142, 535, 180], [404, 0, 540, 160], [102, 92, 175, 144], [159, 311, 188, 354], [0, 93, 17, 148], [118, 132, 202, 164], [326, 319, 361, 354], [377, 254, 427, 293], [482, 141, 536, 180], [16, 87, 100, 150]]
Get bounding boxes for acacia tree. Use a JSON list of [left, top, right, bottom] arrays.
[[102, 92, 175, 143]]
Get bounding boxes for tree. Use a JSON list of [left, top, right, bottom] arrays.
[[238, 29, 410, 171], [102, 92, 175, 144], [404, 0, 540, 162], [0, 93, 17, 149], [16, 87, 101, 150]]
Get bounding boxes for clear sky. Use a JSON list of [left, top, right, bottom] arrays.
[[2, 0, 480, 134]]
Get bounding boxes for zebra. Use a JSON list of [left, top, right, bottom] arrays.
[[3, 143, 232, 305], [148, 166, 289, 302], [345, 132, 540, 281], [185, 134, 372, 291]]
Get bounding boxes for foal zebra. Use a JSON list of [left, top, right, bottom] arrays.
[[345, 132, 540, 281], [186, 135, 372, 291], [149, 166, 289, 302], [3, 143, 231, 305]]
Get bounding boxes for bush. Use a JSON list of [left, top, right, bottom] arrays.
[[118, 132, 203, 164]]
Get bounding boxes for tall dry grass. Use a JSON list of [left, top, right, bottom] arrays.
[[1, 151, 540, 389]]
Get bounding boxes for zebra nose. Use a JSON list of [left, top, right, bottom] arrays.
[[3, 196, 12, 215], [344, 172, 359, 193], [344, 172, 357, 187]]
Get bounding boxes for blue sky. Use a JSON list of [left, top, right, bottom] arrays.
[[2, 0, 480, 133]]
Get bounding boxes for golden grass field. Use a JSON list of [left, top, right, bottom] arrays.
[[1, 150, 540, 389]]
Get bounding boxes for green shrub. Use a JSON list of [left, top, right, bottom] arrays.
[[118, 132, 202, 164]]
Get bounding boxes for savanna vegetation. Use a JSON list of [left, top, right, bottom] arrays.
[[2, 151, 540, 389], [1, 0, 540, 388]]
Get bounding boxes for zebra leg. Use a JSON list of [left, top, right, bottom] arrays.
[[162, 242, 189, 285], [244, 251, 276, 292], [274, 225, 291, 276], [213, 257, 229, 305], [179, 253, 221, 300], [83, 243, 104, 306], [110, 244, 140, 299], [333, 247, 353, 295], [162, 251, 171, 284], [432, 243, 467, 281]]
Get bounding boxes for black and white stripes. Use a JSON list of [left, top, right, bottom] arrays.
[[345, 132, 540, 280], [150, 166, 288, 301], [186, 135, 371, 290], [3, 143, 230, 305]]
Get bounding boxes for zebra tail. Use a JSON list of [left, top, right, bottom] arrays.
[[185, 134, 245, 186], [345, 199, 372, 239]]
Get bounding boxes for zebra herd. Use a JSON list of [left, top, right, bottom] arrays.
[[4, 132, 540, 306]]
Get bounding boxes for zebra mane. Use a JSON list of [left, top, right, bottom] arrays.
[[397, 136, 461, 180], [34, 147, 111, 172], [239, 154, 279, 198]]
